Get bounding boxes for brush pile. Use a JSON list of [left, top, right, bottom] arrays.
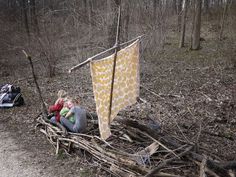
[[36, 115, 236, 177]]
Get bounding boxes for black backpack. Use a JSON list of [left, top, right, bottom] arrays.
[[0, 84, 24, 108]]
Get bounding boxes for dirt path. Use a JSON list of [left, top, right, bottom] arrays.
[[0, 124, 53, 177]]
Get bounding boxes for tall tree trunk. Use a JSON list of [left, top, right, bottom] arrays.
[[153, 0, 159, 46], [30, 0, 40, 35], [177, 0, 183, 32], [121, 1, 130, 42], [204, 0, 209, 14], [219, 0, 229, 40], [83, 0, 87, 8], [191, 0, 202, 50], [106, 0, 112, 47], [173, 0, 177, 14], [153, 0, 157, 24], [179, 0, 189, 48], [108, 2, 117, 47], [22, 0, 30, 39], [7, 0, 11, 9], [84, 0, 93, 41]]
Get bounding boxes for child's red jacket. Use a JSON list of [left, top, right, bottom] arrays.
[[48, 99, 64, 122]]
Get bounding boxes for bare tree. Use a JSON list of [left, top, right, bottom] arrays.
[[84, 0, 93, 41], [22, 0, 30, 38], [153, 0, 162, 47], [179, 0, 189, 48], [203, 0, 209, 14], [219, 0, 229, 40], [30, 0, 40, 35], [120, 0, 130, 42], [106, 0, 113, 47], [108, 1, 118, 47], [191, 0, 202, 50], [173, 0, 178, 14], [177, 0, 183, 32]]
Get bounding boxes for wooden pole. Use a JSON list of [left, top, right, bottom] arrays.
[[108, 4, 121, 125], [22, 50, 48, 116], [23, 50, 68, 135]]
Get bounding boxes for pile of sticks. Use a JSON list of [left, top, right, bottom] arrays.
[[36, 115, 236, 177]]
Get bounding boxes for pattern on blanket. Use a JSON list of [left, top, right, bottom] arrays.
[[90, 40, 140, 139]]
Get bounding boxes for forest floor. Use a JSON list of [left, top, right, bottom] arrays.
[[0, 124, 55, 177], [0, 23, 236, 176]]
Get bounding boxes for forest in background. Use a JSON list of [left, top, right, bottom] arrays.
[[0, 0, 235, 77], [0, 0, 236, 176]]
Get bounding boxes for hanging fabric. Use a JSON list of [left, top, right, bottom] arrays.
[[90, 40, 140, 140]]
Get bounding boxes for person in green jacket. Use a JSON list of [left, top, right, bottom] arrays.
[[60, 106, 75, 124], [60, 97, 87, 133]]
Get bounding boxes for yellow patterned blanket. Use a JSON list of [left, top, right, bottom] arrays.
[[90, 40, 140, 140]]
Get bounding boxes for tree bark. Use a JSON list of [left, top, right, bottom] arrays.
[[121, 1, 130, 42], [22, 0, 30, 38], [108, 1, 119, 47], [106, 0, 112, 47], [179, 0, 189, 48], [153, 0, 161, 46], [177, 0, 183, 32], [219, 0, 229, 40], [173, 0, 177, 14], [203, 0, 209, 14], [30, 0, 40, 35], [153, 0, 158, 21], [191, 0, 202, 50], [84, 0, 93, 41]]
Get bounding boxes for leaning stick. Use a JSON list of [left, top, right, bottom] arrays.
[[23, 51, 68, 135], [22, 50, 48, 116]]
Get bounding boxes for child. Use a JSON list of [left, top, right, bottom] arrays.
[[60, 97, 87, 133], [48, 90, 67, 122], [59, 98, 75, 124]]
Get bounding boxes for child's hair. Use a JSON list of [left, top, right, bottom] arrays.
[[71, 97, 80, 104], [57, 90, 67, 98]]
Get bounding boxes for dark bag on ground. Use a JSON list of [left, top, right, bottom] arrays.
[[0, 84, 24, 108]]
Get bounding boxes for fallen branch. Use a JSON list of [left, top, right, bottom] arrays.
[[145, 146, 193, 177], [36, 116, 236, 177], [200, 155, 207, 177]]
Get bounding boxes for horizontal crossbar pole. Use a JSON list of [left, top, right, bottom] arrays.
[[69, 35, 144, 73]]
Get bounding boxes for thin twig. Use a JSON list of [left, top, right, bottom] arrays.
[[145, 146, 193, 177]]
